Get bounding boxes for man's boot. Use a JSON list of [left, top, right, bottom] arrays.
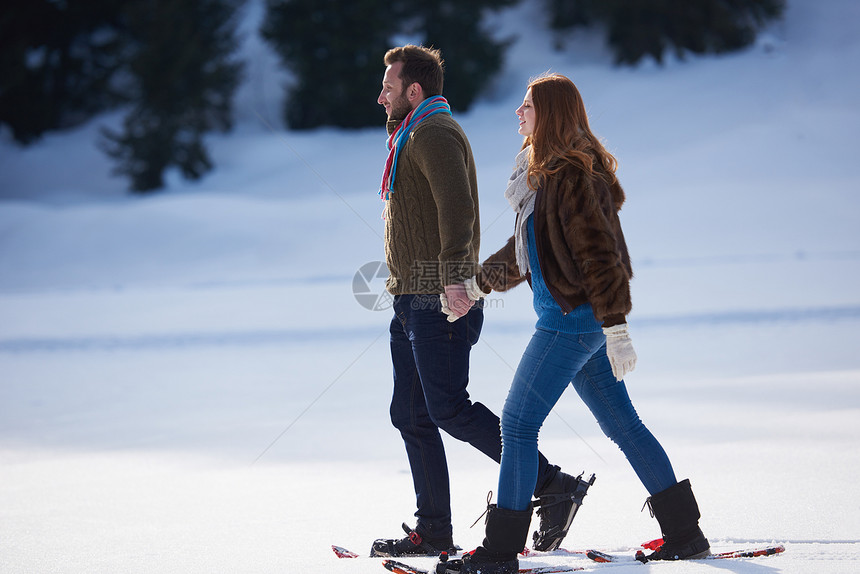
[[641, 479, 710, 561], [436, 504, 532, 574], [532, 469, 595, 551], [371, 523, 457, 557]]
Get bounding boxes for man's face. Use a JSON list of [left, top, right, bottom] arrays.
[[378, 61, 414, 121]]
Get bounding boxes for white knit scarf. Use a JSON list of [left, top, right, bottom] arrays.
[[504, 146, 537, 275]]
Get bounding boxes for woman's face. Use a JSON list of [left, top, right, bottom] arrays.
[[516, 88, 535, 137]]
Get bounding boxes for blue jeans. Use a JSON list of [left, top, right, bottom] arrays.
[[498, 328, 677, 511], [389, 294, 555, 538]]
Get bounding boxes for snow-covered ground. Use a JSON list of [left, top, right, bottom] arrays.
[[1, 0, 859, 572]]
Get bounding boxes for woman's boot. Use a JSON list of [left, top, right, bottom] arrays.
[[642, 479, 710, 561], [437, 504, 532, 574]]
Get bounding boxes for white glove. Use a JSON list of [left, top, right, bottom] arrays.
[[464, 276, 489, 301], [439, 293, 459, 322], [603, 323, 637, 381], [440, 283, 475, 322]]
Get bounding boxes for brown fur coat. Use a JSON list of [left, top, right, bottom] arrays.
[[478, 161, 632, 327]]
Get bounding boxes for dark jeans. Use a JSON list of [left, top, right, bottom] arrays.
[[388, 294, 554, 538]]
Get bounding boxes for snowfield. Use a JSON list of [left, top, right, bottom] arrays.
[[1, 0, 859, 572]]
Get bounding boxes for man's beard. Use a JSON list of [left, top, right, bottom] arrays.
[[389, 93, 412, 122]]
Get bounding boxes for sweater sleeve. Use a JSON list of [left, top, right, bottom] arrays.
[[410, 123, 479, 285]]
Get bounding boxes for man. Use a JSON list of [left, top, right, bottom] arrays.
[[371, 44, 593, 558]]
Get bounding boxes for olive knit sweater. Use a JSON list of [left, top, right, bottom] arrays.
[[383, 112, 481, 294]]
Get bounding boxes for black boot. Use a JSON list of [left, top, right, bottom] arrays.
[[437, 504, 532, 574], [532, 469, 595, 551], [371, 523, 457, 557], [641, 479, 710, 561]]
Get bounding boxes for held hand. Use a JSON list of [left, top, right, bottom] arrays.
[[464, 275, 489, 301], [443, 283, 475, 320], [603, 323, 637, 381], [439, 293, 458, 322]]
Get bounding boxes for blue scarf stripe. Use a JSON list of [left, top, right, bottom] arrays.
[[380, 96, 452, 200]]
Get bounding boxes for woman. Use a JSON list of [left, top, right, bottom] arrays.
[[443, 74, 709, 574]]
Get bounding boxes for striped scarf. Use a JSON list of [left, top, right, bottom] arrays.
[[379, 95, 451, 201]]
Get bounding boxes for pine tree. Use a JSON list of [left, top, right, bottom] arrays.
[[0, 0, 125, 144], [261, 0, 399, 130], [408, 0, 518, 112], [545, 0, 785, 65], [261, 0, 517, 129], [101, 0, 244, 192]]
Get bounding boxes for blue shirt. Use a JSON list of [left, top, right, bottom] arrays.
[[526, 214, 602, 334]]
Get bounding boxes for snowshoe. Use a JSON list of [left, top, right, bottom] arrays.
[[371, 523, 458, 558]]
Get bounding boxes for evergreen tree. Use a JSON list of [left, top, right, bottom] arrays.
[[101, 0, 244, 192], [261, 0, 517, 129], [0, 0, 125, 144], [545, 0, 785, 65], [261, 0, 399, 130], [408, 0, 517, 112]]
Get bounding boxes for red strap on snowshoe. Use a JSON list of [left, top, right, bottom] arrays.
[[642, 538, 664, 551]]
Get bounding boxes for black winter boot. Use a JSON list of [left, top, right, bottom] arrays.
[[436, 504, 532, 574], [371, 523, 457, 557], [641, 479, 710, 561], [532, 470, 595, 551]]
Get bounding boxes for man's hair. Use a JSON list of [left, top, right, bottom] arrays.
[[383, 45, 444, 98]]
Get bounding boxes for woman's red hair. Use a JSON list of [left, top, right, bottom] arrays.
[[523, 73, 617, 188]]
